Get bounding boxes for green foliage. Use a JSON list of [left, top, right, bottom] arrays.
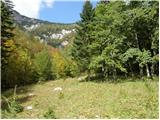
[[136, 50, 152, 67], [2, 48, 35, 88], [72, 0, 159, 79], [43, 108, 56, 119], [64, 60, 79, 77], [51, 49, 79, 78], [122, 48, 152, 67], [1, 27, 49, 89], [34, 49, 53, 81], [121, 48, 140, 63], [7, 99, 23, 113]]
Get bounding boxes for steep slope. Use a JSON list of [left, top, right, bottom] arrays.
[[13, 10, 51, 26], [13, 10, 76, 47]]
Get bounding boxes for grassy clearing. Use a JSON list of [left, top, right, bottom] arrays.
[[1, 77, 159, 119]]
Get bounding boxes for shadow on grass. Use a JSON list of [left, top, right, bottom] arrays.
[[17, 95, 36, 103], [1, 83, 37, 111], [2, 85, 32, 97], [79, 75, 159, 84]]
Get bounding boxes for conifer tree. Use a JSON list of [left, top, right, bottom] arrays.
[[1, 0, 15, 89], [71, 0, 94, 78], [1, 0, 15, 69]]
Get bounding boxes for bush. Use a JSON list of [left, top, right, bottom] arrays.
[[8, 99, 23, 113], [64, 60, 79, 77], [51, 49, 79, 78], [33, 49, 54, 81]]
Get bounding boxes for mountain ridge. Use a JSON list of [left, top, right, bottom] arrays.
[[13, 10, 76, 26], [12, 10, 76, 48]]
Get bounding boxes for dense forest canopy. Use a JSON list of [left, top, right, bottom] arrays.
[[72, 0, 159, 80]]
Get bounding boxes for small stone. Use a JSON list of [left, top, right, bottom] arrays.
[[28, 93, 35, 96], [26, 106, 32, 110], [78, 78, 82, 81], [95, 115, 99, 118], [77, 76, 87, 81], [54, 87, 62, 91]]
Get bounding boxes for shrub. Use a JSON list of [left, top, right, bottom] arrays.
[[8, 99, 23, 113], [33, 49, 54, 81], [51, 49, 79, 78], [64, 60, 79, 77]]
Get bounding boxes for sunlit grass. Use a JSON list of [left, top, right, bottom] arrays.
[[1, 77, 159, 119]]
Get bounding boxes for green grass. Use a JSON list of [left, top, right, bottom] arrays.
[[1, 77, 159, 119]]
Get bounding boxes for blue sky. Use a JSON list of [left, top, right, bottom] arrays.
[[12, 0, 99, 24], [39, 1, 98, 23]]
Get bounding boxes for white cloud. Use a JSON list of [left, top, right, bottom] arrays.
[[11, 0, 54, 18], [43, 0, 54, 8]]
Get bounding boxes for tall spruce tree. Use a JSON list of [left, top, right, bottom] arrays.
[[1, 0, 15, 89], [1, 0, 15, 69], [71, 0, 94, 78]]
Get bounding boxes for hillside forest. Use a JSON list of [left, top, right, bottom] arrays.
[[1, 0, 159, 119]]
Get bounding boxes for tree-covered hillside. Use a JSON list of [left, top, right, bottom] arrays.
[[1, 0, 78, 90]]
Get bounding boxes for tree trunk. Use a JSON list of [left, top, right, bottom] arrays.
[[129, 62, 134, 77], [113, 67, 117, 80], [151, 50, 156, 76], [146, 64, 151, 78], [125, 72, 127, 78], [104, 68, 108, 79], [151, 63, 155, 76], [135, 33, 140, 49], [87, 69, 91, 81], [139, 66, 143, 77]]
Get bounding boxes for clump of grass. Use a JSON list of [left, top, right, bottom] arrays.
[[1, 86, 23, 118], [8, 99, 23, 113], [43, 107, 56, 119], [58, 92, 64, 99]]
